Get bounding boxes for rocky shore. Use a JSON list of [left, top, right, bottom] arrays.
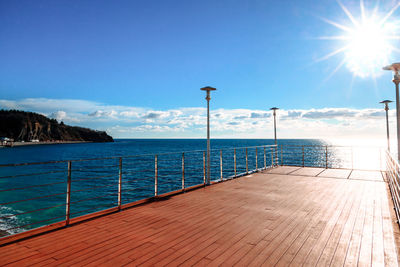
[[0, 110, 114, 143], [0, 140, 91, 147]]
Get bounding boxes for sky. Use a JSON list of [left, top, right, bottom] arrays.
[[1, 0, 400, 139]]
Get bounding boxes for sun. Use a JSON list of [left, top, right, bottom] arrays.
[[318, 0, 400, 78]]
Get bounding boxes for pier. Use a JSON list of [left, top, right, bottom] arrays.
[[1, 145, 400, 266], [1, 166, 399, 266]]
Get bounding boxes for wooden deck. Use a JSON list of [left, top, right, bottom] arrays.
[[1, 167, 399, 266]]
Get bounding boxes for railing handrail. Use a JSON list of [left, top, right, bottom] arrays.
[[0, 144, 278, 167], [385, 150, 400, 227], [386, 150, 400, 169], [280, 144, 384, 148]]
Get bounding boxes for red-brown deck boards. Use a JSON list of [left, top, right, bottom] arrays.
[[0, 167, 399, 266]]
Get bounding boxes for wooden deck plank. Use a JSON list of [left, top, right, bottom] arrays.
[[343, 180, 370, 266], [275, 178, 358, 266], [372, 183, 385, 266], [289, 180, 358, 266], [249, 183, 340, 266], [349, 170, 384, 181], [0, 167, 398, 267], [317, 168, 352, 179], [358, 184, 375, 267], [329, 182, 366, 266], [315, 180, 364, 266], [289, 167, 325, 176], [381, 184, 399, 266], [265, 166, 301, 174]]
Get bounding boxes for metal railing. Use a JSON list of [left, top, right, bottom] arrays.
[[386, 151, 400, 226], [278, 145, 384, 171], [0, 144, 386, 242], [0, 145, 277, 240]]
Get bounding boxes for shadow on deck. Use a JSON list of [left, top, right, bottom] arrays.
[[0, 167, 399, 266]]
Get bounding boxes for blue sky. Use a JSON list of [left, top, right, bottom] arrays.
[[1, 0, 400, 139]]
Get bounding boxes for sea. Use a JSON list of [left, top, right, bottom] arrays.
[[0, 139, 384, 236]]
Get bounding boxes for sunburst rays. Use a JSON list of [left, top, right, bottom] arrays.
[[317, 0, 400, 78]]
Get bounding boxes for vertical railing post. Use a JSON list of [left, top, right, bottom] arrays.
[[264, 146, 266, 169], [302, 146, 305, 167], [280, 145, 283, 166], [234, 148, 237, 177], [203, 151, 206, 185], [246, 148, 248, 174], [220, 150, 223, 181], [155, 155, 158, 197], [118, 157, 122, 210], [255, 147, 258, 171], [182, 153, 185, 191], [271, 147, 274, 166], [325, 146, 328, 169], [66, 161, 71, 226]]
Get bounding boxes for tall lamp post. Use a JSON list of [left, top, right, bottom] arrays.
[[380, 100, 393, 152], [201, 86, 216, 185], [383, 63, 400, 161], [270, 107, 279, 164]]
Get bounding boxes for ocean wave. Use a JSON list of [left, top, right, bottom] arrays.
[[0, 206, 27, 236]]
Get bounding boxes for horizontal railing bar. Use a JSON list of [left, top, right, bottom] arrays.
[[124, 174, 154, 180], [72, 164, 119, 169], [121, 177, 153, 184], [70, 192, 118, 205], [156, 165, 183, 170], [70, 183, 117, 193], [156, 174, 181, 178], [123, 184, 154, 192], [72, 174, 116, 183], [6, 215, 66, 231], [0, 169, 66, 179], [69, 204, 118, 217], [122, 169, 155, 174], [0, 191, 67, 205], [0, 203, 66, 219], [156, 168, 184, 172], [72, 169, 116, 174], [0, 180, 66, 192]]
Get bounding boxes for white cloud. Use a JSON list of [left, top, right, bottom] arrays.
[[49, 111, 67, 121], [0, 97, 390, 139]]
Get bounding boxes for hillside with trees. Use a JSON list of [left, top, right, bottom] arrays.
[[0, 110, 113, 142]]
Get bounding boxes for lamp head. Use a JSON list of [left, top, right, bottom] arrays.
[[383, 63, 400, 72], [200, 86, 217, 92], [201, 86, 216, 101], [270, 107, 279, 116], [380, 100, 393, 111], [383, 63, 400, 82]]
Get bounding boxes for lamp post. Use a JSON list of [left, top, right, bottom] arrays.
[[270, 107, 279, 146], [270, 107, 279, 164], [383, 63, 400, 161], [201, 86, 216, 185], [380, 100, 393, 152]]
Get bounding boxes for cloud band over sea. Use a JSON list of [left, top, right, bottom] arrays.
[[0, 98, 391, 139]]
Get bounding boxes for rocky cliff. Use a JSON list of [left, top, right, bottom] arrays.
[[0, 110, 114, 142]]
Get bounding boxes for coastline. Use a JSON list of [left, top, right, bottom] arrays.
[[0, 141, 91, 147]]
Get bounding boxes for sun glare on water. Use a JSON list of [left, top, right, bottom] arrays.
[[318, 0, 400, 78]]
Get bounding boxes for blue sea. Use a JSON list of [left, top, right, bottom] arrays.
[[0, 139, 383, 236]]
